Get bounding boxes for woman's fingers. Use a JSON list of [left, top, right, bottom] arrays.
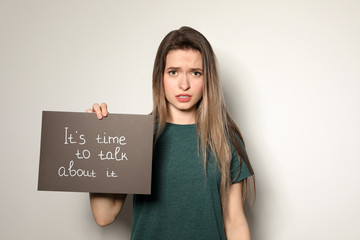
[[86, 103, 109, 119], [100, 103, 108, 117], [92, 103, 102, 119]]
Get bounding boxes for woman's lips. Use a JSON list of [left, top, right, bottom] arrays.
[[176, 94, 192, 102]]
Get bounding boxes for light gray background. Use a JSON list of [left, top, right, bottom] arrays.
[[1, 0, 359, 239]]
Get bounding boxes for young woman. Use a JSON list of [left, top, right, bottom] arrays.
[[87, 26, 255, 240]]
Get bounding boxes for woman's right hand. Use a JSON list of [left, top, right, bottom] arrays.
[[86, 103, 108, 119]]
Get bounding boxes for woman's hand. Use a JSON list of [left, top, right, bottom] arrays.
[[86, 103, 108, 119]]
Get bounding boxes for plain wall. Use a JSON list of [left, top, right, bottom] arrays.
[[1, 0, 359, 239]]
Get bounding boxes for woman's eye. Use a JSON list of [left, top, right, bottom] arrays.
[[193, 71, 202, 76], [169, 70, 177, 76]]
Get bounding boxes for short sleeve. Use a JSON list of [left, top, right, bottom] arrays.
[[230, 149, 252, 183]]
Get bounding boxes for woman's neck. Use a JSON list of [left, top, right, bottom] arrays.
[[166, 108, 196, 124]]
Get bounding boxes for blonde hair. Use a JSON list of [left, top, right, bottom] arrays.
[[152, 26, 255, 213]]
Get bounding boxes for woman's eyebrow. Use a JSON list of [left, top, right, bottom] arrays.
[[165, 67, 203, 71], [165, 67, 180, 70]]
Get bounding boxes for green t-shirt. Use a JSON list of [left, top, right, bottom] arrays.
[[131, 123, 251, 240]]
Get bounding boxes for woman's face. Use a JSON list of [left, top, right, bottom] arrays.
[[163, 49, 204, 122]]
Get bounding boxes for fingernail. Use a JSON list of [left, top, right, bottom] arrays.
[[98, 114, 102, 118]]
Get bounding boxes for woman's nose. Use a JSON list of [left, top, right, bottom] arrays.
[[179, 73, 190, 91]]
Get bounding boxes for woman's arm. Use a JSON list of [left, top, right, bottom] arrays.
[[90, 193, 127, 226], [223, 182, 251, 240], [86, 103, 126, 226]]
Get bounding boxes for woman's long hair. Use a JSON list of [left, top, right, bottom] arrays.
[[152, 26, 255, 213]]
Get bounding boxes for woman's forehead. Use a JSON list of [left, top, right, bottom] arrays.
[[165, 49, 203, 68]]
